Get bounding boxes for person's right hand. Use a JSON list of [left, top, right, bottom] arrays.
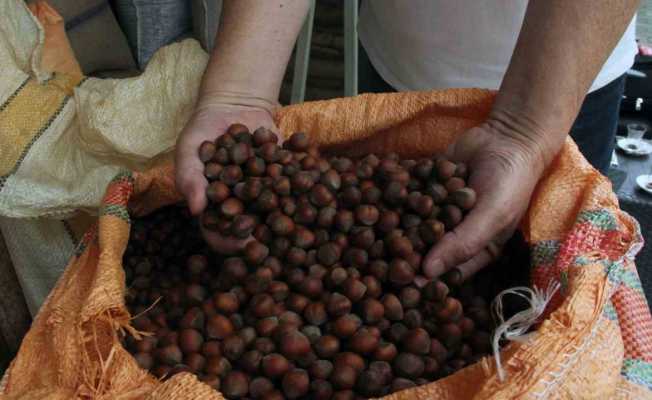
[[175, 102, 279, 254]]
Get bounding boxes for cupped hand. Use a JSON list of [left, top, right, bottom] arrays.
[[175, 103, 279, 254], [422, 122, 553, 281]]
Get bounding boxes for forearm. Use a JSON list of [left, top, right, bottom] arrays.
[[199, 0, 310, 107], [491, 0, 638, 166]]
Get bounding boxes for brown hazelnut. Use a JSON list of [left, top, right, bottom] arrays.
[[436, 159, 457, 181], [179, 307, 205, 331], [304, 302, 328, 326], [442, 204, 463, 230], [199, 140, 217, 162], [381, 294, 404, 321], [184, 352, 206, 373], [288, 132, 311, 151], [185, 284, 207, 305], [282, 368, 310, 399], [308, 359, 333, 380], [387, 236, 414, 258], [202, 341, 222, 358], [268, 213, 295, 236], [222, 370, 249, 399], [204, 162, 224, 180], [254, 337, 276, 354], [156, 345, 183, 366], [374, 342, 398, 362], [404, 309, 423, 329], [317, 242, 342, 266], [331, 364, 358, 390], [342, 278, 367, 302], [223, 335, 246, 361], [286, 293, 309, 313], [220, 197, 244, 219], [267, 280, 289, 302], [206, 314, 234, 340], [314, 335, 340, 358], [243, 157, 266, 178], [205, 356, 232, 377], [399, 286, 421, 309], [445, 177, 466, 193], [250, 293, 275, 318], [340, 186, 362, 208], [449, 187, 477, 210], [133, 352, 154, 370], [230, 142, 252, 165], [206, 181, 230, 204], [434, 297, 463, 322], [402, 328, 431, 355], [213, 292, 240, 314], [393, 353, 424, 379], [368, 260, 388, 282], [459, 317, 475, 338], [280, 330, 311, 360], [391, 377, 416, 392], [311, 379, 334, 400], [356, 369, 385, 397], [261, 353, 290, 378], [386, 323, 408, 343], [252, 127, 277, 145], [254, 189, 278, 212], [310, 184, 335, 207], [327, 293, 352, 317], [249, 376, 274, 399], [239, 350, 263, 374], [388, 259, 415, 286], [349, 328, 380, 354], [332, 314, 362, 338], [360, 299, 385, 324]]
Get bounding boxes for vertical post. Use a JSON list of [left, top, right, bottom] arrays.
[[290, 0, 316, 104], [344, 0, 359, 97]]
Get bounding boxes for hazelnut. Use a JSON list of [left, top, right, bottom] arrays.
[[240, 350, 263, 374], [223, 335, 246, 361], [220, 197, 244, 219], [202, 341, 222, 358], [434, 297, 463, 322], [220, 165, 244, 187], [246, 157, 267, 176], [222, 371, 249, 399], [311, 379, 334, 400], [252, 127, 277, 145], [249, 376, 274, 399], [185, 352, 206, 373], [374, 342, 398, 362], [156, 345, 183, 366], [254, 337, 276, 354], [314, 335, 340, 358], [304, 302, 328, 326], [256, 189, 279, 212], [388, 259, 415, 286], [327, 293, 352, 317], [213, 292, 240, 314], [381, 294, 404, 321], [206, 315, 234, 340], [404, 309, 423, 329], [445, 177, 466, 193], [349, 328, 380, 354], [331, 364, 358, 390], [332, 314, 362, 338], [180, 307, 205, 330], [360, 299, 384, 324], [133, 352, 154, 370], [282, 368, 310, 399], [206, 181, 230, 203], [399, 286, 421, 309], [231, 215, 257, 239], [317, 242, 342, 266], [342, 278, 367, 302], [386, 323, 408, 343], [262, 353, 290, 378], [310, 184, 335, 207], [393, 353, 425, 379], [402, 328, 431, 355], [199, 140, 217, 162], [280, 330, 311, 360], [205, 355, 232, 377], [309, 360, 334, 380]]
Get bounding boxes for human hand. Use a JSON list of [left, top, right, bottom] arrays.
[[175, 102, 279, 254], [422, 121, 556, 281]]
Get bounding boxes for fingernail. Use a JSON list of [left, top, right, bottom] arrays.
[[425, 259, 445, 278]]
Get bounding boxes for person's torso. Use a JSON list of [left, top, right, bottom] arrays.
[[358, 0, 637, 93]]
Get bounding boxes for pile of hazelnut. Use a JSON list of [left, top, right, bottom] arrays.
[[123, 124, 514, 400]]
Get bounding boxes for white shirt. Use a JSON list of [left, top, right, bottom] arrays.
[[359, 1, 637, 93]]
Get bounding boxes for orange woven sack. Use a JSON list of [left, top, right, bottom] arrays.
[[2, 89, 651, 400]]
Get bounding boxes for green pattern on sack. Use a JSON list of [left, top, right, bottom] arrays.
[[603, 300, 618, 321], [622, 359, 652, 390], [531, 240, 559, 266], [577, 209, 618, 231], [100, 204, 130, 223]]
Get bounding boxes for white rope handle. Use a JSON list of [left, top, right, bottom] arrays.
[[491, 281, 560, 381]]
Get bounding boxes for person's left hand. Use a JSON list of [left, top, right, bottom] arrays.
[[422, 121, 555, 281]]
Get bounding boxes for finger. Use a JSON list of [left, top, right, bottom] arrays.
[[175, 138, 209, 215], [201, 226, 253, 255], [422, 201, 508, 278], [456, 249, 494, 281], [176, 166, 208, 216]]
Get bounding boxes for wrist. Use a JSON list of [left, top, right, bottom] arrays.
[[197, 90, 280, 118], [483, 107, 565, 173]]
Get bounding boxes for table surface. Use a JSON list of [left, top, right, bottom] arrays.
[[609, 137, 652, 305]]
